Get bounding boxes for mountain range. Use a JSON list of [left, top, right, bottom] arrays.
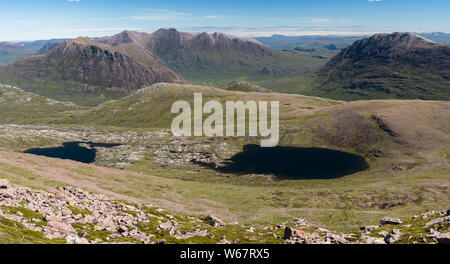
[[0, 29, 323, 105], [98, 29, 318, 82], [0, 30, 449, 104]]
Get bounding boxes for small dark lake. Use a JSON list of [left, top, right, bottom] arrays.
[[199, 144, 369, 180], [24, 142, 121, 164]]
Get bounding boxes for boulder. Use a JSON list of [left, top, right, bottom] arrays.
[[218, 239, 231, 244], [384, 229, 402, 244], [45, 219, 78, 238], [205, 215, 225, 227], [0, 179, 10, 189], [360, 225, 380, 233], [424, 216, 450, 228], [66, 235, 89, 244], [283, 227, 294, 240], [159, 222, 174, 231], [380, 217, 403, 225], [326, 233, 348, 244], [366, 237, 386, 244], [283, 227, 308, 240], [437, 232, 450, 244]]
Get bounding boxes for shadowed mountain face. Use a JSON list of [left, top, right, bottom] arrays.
[[316, 32, 450, 100], [0, 37, 183, 106]]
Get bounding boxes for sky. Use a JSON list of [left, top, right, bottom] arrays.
[[1, 0, 449, 41]]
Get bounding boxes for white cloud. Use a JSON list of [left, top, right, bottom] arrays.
[[125, 8, 192, 20], [68, 0, 82, 2], [203, 15, 224, 19], [310, 18, 331, 23]]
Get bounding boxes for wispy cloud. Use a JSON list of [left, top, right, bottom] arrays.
[[179, 26, 379, 37], [203, 15, 224, 19], [40, 27, 142, 33], [310, 18, 332, 23], [125, 8, 192, 20]]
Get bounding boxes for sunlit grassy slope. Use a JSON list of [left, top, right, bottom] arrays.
[[0, 83, 448, 232]]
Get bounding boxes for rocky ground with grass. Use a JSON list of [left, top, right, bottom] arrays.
[[1, 179, 448, 244], [0, 124, 243, 170]]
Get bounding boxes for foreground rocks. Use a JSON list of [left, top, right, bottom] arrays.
[[0, 180, 282, 244], [0, 180, 215, 244], [0, 179, 448, 244]]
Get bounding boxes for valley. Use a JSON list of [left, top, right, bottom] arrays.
[[0, 82, 448, 242], [0, 29, 449, 244]]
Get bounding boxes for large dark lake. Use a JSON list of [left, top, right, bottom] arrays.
[[204, 144, 369, 180], [24, 142, 121, 164]]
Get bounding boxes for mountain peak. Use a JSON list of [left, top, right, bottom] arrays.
[[358, 32, 435, 50], [317, 32, 450, 100], [96, 31, 152, 46]]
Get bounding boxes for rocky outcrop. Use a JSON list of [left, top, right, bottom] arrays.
[[205, 215, 225, 227], [380, 217, 403, 225]]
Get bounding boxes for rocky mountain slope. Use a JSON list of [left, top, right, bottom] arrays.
[[0, 37, 183, 106], [97, 29, 322, 83], [315, 32, 450, 100]]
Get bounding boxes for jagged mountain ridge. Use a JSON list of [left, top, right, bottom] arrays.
[[143, 28, 311, 79], [98, 29, 316, 81]]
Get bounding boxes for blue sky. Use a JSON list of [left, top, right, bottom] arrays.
[[1, 0, 449, 41]]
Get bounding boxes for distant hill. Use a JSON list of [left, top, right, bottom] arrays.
[[19, 39, 67, 52], [254, 35, 365, 51], [0, 42, 36, 64], [0, 37, 183, 106], [313, 32, 450, 100], [417, 32, 450, 43], [0, 39, 67, 64], [0, 84, 82, 124]]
